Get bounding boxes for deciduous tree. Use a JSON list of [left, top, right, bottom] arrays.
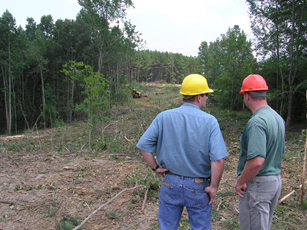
[[247, 0, 307, 125]]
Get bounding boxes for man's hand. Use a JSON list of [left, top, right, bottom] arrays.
[[154, 167, 169, 177], [205, 186, 218, 205], [236, 183, 247, 197], [139, 150, 169, 177], [235, 157, 264, 198], [205, 159, 224, 205]]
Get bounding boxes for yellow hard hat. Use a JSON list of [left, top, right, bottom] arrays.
[[180, 74, 214, 95]]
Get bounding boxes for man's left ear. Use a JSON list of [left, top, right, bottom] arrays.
[[197, 94, 201, 102]]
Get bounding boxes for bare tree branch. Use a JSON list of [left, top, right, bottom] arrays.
[[73, 184, 142, 230]]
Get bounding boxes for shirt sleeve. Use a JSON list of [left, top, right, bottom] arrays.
[[208, 118, 228, 162], [246, 118, 267, 160], [136, 116, 159, 153]]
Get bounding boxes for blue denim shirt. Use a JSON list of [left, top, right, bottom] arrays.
[[136, 103, 228, 178]]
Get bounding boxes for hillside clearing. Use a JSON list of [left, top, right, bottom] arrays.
[[0, 84, 306, 230]]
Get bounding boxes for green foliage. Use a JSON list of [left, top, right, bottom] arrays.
[[125, 168, 161, 202], [66, 62, 109, 116], [178, 218, 191, 229], [198, 25, 257, 111], [131, 50, 202, 84], [54, 119, 65, 127], [7, 142, 24, 152], [273, 203, 307, 229], [246, 0, 307, 124], [62, 61, 110, 149], [14, 184, 21, 191], [220, 217, 239, 229], [218, 190, 235, 197], [105, 210, 120, 219], [1, 0, 307, 136], [55, 215, 80, 230], [43, 201, 58, 218]]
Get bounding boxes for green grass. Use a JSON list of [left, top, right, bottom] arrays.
[[55, 215, 80, 230], [105, 210, 120, 219]]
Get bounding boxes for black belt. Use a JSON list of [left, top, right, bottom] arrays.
[[165, 171, 211, 182]]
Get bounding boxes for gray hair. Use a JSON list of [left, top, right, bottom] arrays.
[[248, 91, 267, 97], [183, 95, 195, 100]]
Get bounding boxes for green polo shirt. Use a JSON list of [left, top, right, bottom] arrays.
[[237, 106, 285, 176]]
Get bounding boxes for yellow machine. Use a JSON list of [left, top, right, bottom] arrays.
[[132, 89, 142, 98]]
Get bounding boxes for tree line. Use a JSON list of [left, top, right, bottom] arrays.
[[199, 0, 307, 127], [0, 0, 306, 135]]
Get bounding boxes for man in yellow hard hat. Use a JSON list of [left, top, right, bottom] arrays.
[[136, 74, 228, 230], [236, 74, 285, 230]]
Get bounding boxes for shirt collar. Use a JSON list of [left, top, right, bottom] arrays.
[[181, 103, 200, 110]]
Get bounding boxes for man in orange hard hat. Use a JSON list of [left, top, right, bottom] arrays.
[[236, 74, 285, 230], [137, 74, 228, 230]]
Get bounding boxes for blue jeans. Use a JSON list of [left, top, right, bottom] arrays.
[[238, 175, 282, 230], [158, 174, 212, 230]]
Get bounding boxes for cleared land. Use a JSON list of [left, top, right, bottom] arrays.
[[0, 84, 306, 230]]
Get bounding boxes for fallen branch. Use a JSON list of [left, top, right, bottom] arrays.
[[278, 190, 296, 205], [141, 188, 149, 211], [73, 184, 142, 230], [64, 147, 70, 152], [0, 200, 15, 205], [31, 113, 43, 131], [278, 181, 307, 205], [124, 136, 136, 142], [216, 200, 223, 211], [101, 121, 118, 142]]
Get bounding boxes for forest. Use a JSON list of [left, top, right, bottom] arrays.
[[0, 0, 306, 136]]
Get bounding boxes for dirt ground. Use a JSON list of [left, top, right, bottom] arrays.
[[0, 92, 306, 230], [1, 132, 306, 230], [0, 138, 158, 230]]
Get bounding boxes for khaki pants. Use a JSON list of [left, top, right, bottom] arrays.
[[238, 175, 282, 230]]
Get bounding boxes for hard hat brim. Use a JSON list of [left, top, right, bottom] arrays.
[[180, 88, 214, 95]]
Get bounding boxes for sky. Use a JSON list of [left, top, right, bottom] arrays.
[[0, 0, 252, 57]]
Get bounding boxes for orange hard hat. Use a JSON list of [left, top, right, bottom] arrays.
[[239, 74, 268, 94]]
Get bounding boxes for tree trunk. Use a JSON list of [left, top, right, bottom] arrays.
[[70, 79, 74, 121], [40, 64, 46, 129], [97, 31, 106, 73], [2, 68, 10, 136], [7, 40, 12, 135], [286, 0, 305, 127], [286, 87, 293, 127]]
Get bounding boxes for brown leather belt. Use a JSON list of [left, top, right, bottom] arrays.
[[165, 171, 211, 182]]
